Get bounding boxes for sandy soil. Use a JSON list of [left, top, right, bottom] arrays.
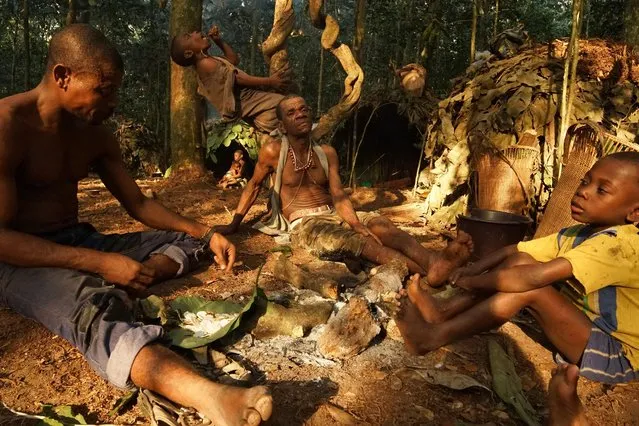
[[1, 178, 638, 425]]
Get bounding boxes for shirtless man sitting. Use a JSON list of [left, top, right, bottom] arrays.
[[215, 94, 472, 284], [0, 24, 271, 426]]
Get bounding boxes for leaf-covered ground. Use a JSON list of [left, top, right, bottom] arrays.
[[1, 178, 638, 425]]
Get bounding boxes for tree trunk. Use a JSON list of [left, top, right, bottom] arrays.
[[625, 0, 639, 50], [556, 0, 584, 179], [169, 0, 205, 175], [317, 46, 324, 114], [349, 0, 366, 187], [470, 0, 478, 63], [10, 4, 18, 93], [66, 0, 77, 25], [493, 0, 499, 38], [352, 0, 366, 63], [249, 0, 258, 75], [22, 0, 30, 91]]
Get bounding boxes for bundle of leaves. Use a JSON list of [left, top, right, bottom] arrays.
[[205, 119, 259, 164], [420, 39, 639, 224], [139, 286, 261, 349]]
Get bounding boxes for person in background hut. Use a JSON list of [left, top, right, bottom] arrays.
[[219, 149, 247, 189]]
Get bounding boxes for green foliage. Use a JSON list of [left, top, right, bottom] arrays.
[[167, 285, 261, 348], [37, 405, 87, 426], [205, 120, 259, 163], [0, 0, 630, 172]]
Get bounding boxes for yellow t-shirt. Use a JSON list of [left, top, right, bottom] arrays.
[[517, 224, 639, 368]]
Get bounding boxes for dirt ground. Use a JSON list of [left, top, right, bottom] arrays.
[[1, 177, 639, 425]]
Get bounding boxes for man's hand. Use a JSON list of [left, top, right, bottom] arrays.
[[212, 222, 239, 236], [209, 233, 236, 272], [208, 25, 221, 41], [268, 67, 292, 92], [96, 252, 155, 295], [352, 223, 382, 245]]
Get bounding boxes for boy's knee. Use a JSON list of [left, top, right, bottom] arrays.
[[502, 251, 539, 268]]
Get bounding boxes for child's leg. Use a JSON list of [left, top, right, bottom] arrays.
[[396, 285, 592, 363], [406, 251, 540, 323], [548, 363, 589, 426]]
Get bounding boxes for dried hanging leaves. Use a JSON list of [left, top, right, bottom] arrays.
[[421, 40, 639, 224]]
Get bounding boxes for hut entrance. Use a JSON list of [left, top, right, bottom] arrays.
[[335, 104, 422, 188]]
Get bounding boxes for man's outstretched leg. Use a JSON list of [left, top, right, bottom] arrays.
[[131, 345, 272, 426], [548, 363, 589, 426], [404, 274, 483, 324], [395, 285, 591, 363], [366, 216, 473, 286]]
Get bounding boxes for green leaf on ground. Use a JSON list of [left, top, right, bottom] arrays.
[[139, 295, 169, 325], [488, 340, 540, 426], [168, 282, 262, 349], [37, 405, 87, 425], [108, 389, 138, 417], [269, 245, 293, 256], [399, 368, 491, 392]]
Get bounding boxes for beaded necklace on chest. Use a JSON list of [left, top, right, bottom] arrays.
[[288, 144, 314, 172]]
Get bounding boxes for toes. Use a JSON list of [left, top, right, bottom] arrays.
[[564, 364, 580, 387], [244, 409, 262, 426], [253, 392, 273, 421]]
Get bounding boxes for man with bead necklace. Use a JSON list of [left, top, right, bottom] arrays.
[[215, 95, 473, 286]]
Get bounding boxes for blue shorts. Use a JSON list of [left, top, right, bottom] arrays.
[[556, 325, 639, 384], [0, 223, 208, 389]]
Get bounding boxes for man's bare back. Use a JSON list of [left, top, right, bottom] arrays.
[[1, 91, 112, 234]]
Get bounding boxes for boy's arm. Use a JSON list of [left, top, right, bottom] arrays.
[[457, 258, 573, 293], [466, 245, 519, 275], [235, 68, 290, 92], [208, 26, 239, 65], [214, 142, 279, 235]]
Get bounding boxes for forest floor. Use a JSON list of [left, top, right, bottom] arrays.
[[1, 177, 639, 425]]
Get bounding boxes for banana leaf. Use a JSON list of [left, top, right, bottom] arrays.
[[167, 285, 262, 349]]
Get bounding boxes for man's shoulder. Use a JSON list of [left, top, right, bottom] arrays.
[[261, 138, 282, 157], [318, 144, 337, 156], [0, 93, 33, 143], [317, 144, 338, 167]]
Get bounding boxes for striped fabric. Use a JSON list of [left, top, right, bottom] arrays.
[[579, 327, 639, 384]]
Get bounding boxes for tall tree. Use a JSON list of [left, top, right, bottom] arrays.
[[349, 0, 366, 185], [169, 0, 204, 174], [470, 0, 478, 63], [624, 0, 639, 49], [66, 0, 77, 25], [22, 0, 30, 90]]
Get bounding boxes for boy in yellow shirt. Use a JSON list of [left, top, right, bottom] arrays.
[[396, 152, 639, 390]]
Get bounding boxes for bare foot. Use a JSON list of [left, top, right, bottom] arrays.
[[394, 295, 442, 355], [548, 364, 589, 426], [406, 274, 446, 323], [427, 231, 474, 287], [198, 384, 273, 426]]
